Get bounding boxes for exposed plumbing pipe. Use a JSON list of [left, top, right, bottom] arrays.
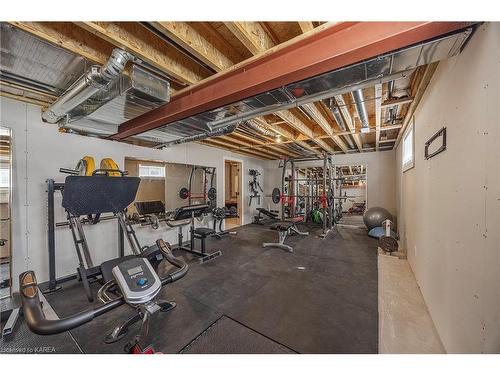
[[42, 48, 135, 123], [155, 122, 239, 149], [351, 89, 370, 131]]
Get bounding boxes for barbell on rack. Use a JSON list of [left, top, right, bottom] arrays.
[[268, 187, 360, 207], [179, 187, 217, 201]]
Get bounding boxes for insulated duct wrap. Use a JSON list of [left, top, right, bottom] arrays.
[[42, 48, 134, 123]]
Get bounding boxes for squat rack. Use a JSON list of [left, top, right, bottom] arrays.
[[279, 155, 338, 238]]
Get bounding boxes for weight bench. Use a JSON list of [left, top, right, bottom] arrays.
[[253, 207, 279, 225], [262, 217, 309, 253], [166, 204, 222, 264]]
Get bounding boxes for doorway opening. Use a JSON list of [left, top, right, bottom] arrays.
[[224, 160, 242, 229]]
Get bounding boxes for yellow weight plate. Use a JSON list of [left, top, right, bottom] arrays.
[[82, 156, 95, 176], [100, 158, 120, 176]]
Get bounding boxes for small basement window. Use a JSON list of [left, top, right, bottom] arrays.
[[402, 119, 415, 172], [138, 164, 165, 178]]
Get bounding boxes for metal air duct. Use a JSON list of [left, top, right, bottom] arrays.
[[155, 122, 240, 149], [244, 119, 278, 138], [351, 89, 370, 132], [42, 48, 134, 123]]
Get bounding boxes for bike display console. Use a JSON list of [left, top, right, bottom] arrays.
[[112, 258, 161, 305]]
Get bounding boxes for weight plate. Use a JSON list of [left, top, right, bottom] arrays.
[[83, 156, 95, 176], [213, 207, 225, 219], [208, 187, 217, 201], [271, 187, 281, 204], [100, 158, 120, 177], [179, 187, 190, 199], [379, 236, 398, 253]]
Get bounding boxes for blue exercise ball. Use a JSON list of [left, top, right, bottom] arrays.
[[363, 207, 393, 230]]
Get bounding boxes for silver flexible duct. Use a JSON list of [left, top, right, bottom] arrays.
[[351, 89, 370, 130], [243, 119, 278, 138], [42, 48, 134, 123], [156, 122, 239, 148]]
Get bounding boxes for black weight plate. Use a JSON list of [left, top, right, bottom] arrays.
[[379, 236, 398, 253], [271, 187, 281, 204], [179, 187, 190, 199], [208, 187, 217, 201]]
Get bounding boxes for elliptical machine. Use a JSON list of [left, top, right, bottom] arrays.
[[20, 239, 188, 354]]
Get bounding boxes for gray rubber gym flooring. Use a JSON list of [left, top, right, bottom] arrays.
[[2, 223, 378, 354]]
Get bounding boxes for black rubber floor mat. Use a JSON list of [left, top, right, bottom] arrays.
[[180, 316, 296, 354], [0, 317, 82, 354]]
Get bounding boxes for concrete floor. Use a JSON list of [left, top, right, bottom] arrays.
[[378, 253, 445, 353]]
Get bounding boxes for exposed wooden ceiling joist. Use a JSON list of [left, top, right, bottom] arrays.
[[219, 135, 284, 159], [395, 62, 439, 147], [298, 22, 315, 33], [333, 95, 363, 152], [231, 132, 300, 157], [223, 22, 275, 56], [381, 97, 413, 108], [222, 21, 325, 150], [8, 21, 112, 65], [201, 138, 275, 160], [76, 22, 211, 85], [301, 103, 348, 152], [149, 22, 237, 72]]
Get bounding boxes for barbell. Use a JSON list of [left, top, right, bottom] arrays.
[[179, 187, 217, 201], [268, 187, 358, 207]]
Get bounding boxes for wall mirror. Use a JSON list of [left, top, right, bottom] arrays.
[[124, 158, 217, 216], [336, 164, 367, 217], [0, 126, 12, 299]]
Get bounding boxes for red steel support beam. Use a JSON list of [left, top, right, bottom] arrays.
[[112, 22, 471, 140]]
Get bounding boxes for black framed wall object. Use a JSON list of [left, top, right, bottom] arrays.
[[424, 127, 447, 160]]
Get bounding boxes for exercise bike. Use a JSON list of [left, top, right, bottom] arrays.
[[20, 239, 188, 354]]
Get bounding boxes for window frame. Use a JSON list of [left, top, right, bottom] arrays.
[[402, 118, 415, 172], [138, 164, 166, 179]]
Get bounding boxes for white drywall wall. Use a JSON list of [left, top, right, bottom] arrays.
[[395, 23, 500, 353], [264, 151, 396, 215], [1, 97, 267, 291]]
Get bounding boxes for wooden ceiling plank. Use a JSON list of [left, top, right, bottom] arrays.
[[223, 21, 334, 154], [200, 140, 272, 160], [149, 22, 235, 72], [76, 22, 210, 85], [298, 22, 315, 33], [0, 91, 51, 107], [301, 103, 348, 153], [210, 137, 279, 159], [223, 22, 275, 56], [8, 22, 112, 65], [381, 97, 413, 108]]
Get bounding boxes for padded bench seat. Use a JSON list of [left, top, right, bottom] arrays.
[[263, 219, 309, 253], [271, 222, 295, 231], [194, 227, 216, 236]]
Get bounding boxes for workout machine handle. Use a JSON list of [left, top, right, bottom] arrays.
[[20, 241, 188, 336], [19, 271, 124, 335], [156, 239, 189, 284]]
